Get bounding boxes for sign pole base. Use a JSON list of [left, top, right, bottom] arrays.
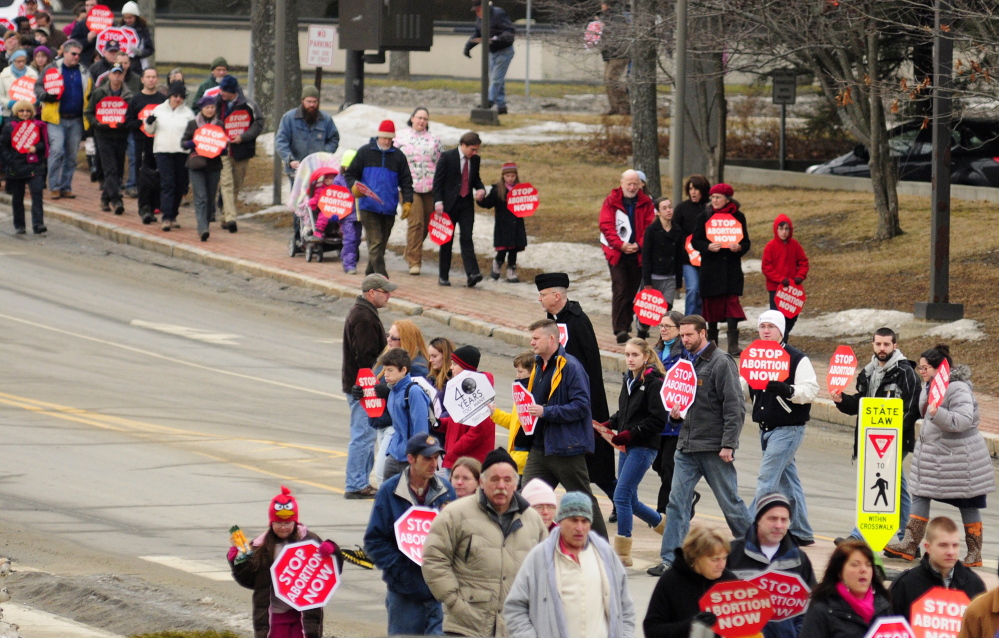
[[314, 67, 322, 91], [470, 107, 500, 125]]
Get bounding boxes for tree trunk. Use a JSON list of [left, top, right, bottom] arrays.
[[709, 70, 726, 184], [389, 51, 411, 81], [251, 0, 302, 132], [866, 31, 901, 239], [629, 0, 660, 197]]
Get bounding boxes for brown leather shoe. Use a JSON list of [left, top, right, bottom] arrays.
[[50, 190, 61, 199], [60, 190, 76, 199]]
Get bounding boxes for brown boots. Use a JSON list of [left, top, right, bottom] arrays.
[[964, 522, 983, 567], [614, 535, 633, 567], [883, 515, 928, 561]]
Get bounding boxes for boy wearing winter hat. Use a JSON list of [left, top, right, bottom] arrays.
[[761, 214, 809, 339], [437, 345, 496, 471]]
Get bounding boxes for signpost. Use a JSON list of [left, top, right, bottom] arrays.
[[356, 368, 385, 418], [393, 505, 438, 565], [910, 587, 969, 638], [739, 341, 791, 391], [772, 69, 797, 172], [660, 359, 697, 418], [856, 397, 904, 551], [512, 381, 538, 435], [863, 617, 915, 638], [306, 25, 337, 91], [827, 345, 858, 394], [699, 580, 774, 638], [270, 540, 341, 611], [443, 370, 495, 426]]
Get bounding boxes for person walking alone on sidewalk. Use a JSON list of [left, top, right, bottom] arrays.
[[464, 0, 515, 115], [395, 106, 443, 276]]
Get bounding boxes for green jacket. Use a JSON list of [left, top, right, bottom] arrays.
[[85, 81, 134, 138]]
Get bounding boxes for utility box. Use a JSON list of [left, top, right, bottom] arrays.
[[338, 0, 434, 52]]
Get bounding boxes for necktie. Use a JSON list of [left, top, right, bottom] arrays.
[[459, 156, 470, 197]]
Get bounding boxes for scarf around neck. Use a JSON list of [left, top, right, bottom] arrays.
[[836, 581, 875, 623]]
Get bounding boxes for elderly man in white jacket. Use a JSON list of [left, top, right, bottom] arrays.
[[144, 80, 193, 231], [504, 492, 635, 638]]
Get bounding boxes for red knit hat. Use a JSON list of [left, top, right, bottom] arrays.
[[269, 486, 299, 523], [708, 183, 734, 198], [501, 162, 518, 174], [377, 120, 396, 138]]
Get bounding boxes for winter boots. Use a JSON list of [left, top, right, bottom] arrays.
[[883, 515, 928, 561], [964, 522, 983, 567], [708, 323, 720, 345], [491, 258, 501, 280], [614, 535, 633, 567], [507, 265, 519, 283], [727, 329, 741, 356], [653, 513, 665, 535]]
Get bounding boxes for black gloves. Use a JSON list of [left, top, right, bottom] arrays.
[[145, 114, 157, 124], [43, 92, 58, 103], [373, 383, 391, 400], [694, 611, 718, 627], [350, 384, 364, 400], [781, 278, 790, 286], [463, 46, 472, 58], [767, 381, 793, 399], [794, 276, 804, 285]]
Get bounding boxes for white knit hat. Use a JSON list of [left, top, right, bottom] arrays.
[[122, 1, 141, 16], [520, 478, 557, 508], [758, 310, 786, 337]]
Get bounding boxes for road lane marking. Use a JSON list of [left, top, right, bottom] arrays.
[[0, 312, 345, 401], [138, 555, 233, 581], [130, 319, 241, 345]]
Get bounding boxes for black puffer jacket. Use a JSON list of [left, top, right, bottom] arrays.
[[643, 549, 737, 638], [798, 589, 892, 638], [609, 367, 668, 450], [642, 219, 684, 287], [0, 118, 49, 180], [889, 553, 985, 618]]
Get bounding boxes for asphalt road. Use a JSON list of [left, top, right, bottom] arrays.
[[1, 218, 997, 637]]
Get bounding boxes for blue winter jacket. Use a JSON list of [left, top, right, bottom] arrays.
[[363, 469, 455, 601], [386, 375, 432, 462], [344, 138, 414, 215], [274, 105, 340, 175], [527, 346, 594, 456]]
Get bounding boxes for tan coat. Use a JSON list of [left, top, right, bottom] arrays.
[[422, 491, 549, 637], [957, 586, 999, 638]]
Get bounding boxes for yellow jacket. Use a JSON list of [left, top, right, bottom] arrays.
[[491, 406, 528, 473], [36, 61, 93, 130]]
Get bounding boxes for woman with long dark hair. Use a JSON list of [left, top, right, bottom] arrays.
[[119, 2, 155, 70], [799, 540, 891, 638], [673, 175, 710, 316]]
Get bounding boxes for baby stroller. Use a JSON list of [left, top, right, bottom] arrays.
[[288, 152, 344, 263]]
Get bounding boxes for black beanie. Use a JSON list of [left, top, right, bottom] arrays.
[[451, 345, 480, 372], [481, 448, 518, 474]]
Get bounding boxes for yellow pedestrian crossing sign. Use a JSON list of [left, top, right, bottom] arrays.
[[856, 397, 904, 551]]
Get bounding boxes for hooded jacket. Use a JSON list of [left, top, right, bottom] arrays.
[[889, 553, 985, 619], [344, 138, 415, 215], [609, 367, 668, 450], [675, 342, 745, 453], [526, 347, 594, 456], [599, 187, 655, 266], [761, 214, 810, 291]]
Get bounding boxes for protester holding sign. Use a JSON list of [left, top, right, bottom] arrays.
[[328, 151, 363, 274], [644, 526, 737, 638], [146, 81, 194, 231], [0, 100, 48, 234], [364, 434, 455, 636], [642, 196, 684, 320], [125, 67, 164, 224], [228, 486, 341, 638], [481, 162, 528, 283], [0, 50, 37, 118], [885, 345, 994, 567], [118, 2, 153, 70], [799, 540, 892, 638], [216, 75, 264, 233], [762, 214, 810, 339], [692, 183, 751, 356], [435, 345, 495, 471], [394, 106, 444, 276], [652, 310, 694, 514], [489, 351, 535, 474], [749, 311, 819, 547], [85, 63, 132, 216], [726, 493, 817, 638], [181, 96, 224, 242], [673, 175, 710, 315]]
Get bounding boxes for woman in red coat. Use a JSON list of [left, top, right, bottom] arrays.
[[761, 214, 809, 339]]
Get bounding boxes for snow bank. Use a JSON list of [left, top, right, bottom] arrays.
[[743, 307, 986, 342]]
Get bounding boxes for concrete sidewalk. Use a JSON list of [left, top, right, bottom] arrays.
[[18, 180, 999, 446], [2, 602, 124, 638]]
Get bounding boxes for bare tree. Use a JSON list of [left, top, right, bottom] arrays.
[[251, 0, 302, 132], [630, 0, 662, 196]]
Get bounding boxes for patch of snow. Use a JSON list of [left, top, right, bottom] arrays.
[[240, 183, 290, 207], [743, 259, 761, 274], [924, 318, 987, 342], [742, 306, 986, 342]]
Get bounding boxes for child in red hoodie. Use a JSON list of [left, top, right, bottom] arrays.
[[761, 213, 810, 338]]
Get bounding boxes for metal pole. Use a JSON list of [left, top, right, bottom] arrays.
[[669, 0, 687, 204], [779, 104, 787, 171], [273, 0, 286, 206], [344, 50, 364, 105], [525, 0, 531, 97], [481, 1, 491, 109], [314, 67, 322, 91]]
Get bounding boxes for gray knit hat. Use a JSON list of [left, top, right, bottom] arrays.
[[555, 492, 593, 522], [755, 492, 793, 523]]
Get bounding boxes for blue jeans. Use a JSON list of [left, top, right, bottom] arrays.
[[47, 117, 83, 193], [125, 133, 137, 190], [753, 426, 813, 540], [489, 46, 514, 108], [345, 394, 376, 492], [660, 449, 752, 563], [614, 446, 661, 537], [851, 462, 910, 542], [387, 591, 442, 635], [683, 265, 702, 316]]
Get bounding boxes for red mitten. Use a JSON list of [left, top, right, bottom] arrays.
[[610, 430, 632, 446], [227, 546, 239, 562], [319, 540, 338, 558]]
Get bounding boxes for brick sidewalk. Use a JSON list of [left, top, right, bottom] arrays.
[[37, 179, 999, 439]]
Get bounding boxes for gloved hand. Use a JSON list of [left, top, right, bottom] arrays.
[[767, 381, 793, 399], [463, 46, 472, 58], [373, 383, 391, 400], [226, 546, 239, 562], [794, 276, 804, 285], [401, 201, 412, 220], [350, 184, 363, 198], [145, 114, 157, 124], [350, 384, 365, 400], [781, 278, 790, 286], [43, 92, 58, 103], [610, 430, 632, 446], [693, 611, 718, 627], [318, 540, 338, 558]]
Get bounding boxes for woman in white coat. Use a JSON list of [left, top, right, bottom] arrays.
[[145, 81, 194, 231]]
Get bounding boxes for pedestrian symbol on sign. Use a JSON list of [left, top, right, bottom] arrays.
[[856, 398, 903, 552], [871, 473, 890, 507]]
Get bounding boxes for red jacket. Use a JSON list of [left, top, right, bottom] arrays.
[[761, 213, 809, 291], [441, 371, 497, 468], [599, 187, 655, 266]]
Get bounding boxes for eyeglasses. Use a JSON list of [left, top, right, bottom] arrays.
[[660, 323, 677, 330], [917, 365, 932, 372], [388, 335, 401, 342]]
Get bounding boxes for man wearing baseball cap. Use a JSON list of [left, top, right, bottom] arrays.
[[505, 492, 635, 638], [364, 434, 455, 635], [85, 62, 132, 216]]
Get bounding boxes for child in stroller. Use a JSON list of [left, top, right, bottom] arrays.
[[301, 166, 345, 263]]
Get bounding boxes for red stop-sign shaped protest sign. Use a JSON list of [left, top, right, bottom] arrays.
[[11, 121, 39, 154], [685, 234, 701, 267], [827, 345, 857, 394], [356, 368, 385, 418], [910, 587, 969, 638], [927, 358, 950, 412], [138, 104, 158, 137], [394, 505, 438, 565], [746, 570, 811, 621], [224, 109, 252, 140], [270, 540, 341, 611], [193, 124, 228, 159], [317, 185, 354, 220], [512, 381, 538, 435], [507, 183, 539, 218], [43, 67, 64, 99], [705, 213, 744, 245], [660, 359, 697, 418], [700, 580, 774, 638], [87, 5, 114, 32], [95, 96, 128, 127], [428, 212, 454, 246], [95, 26, 125, 56], [633, 288, 669, 326], [774, 284, 806, 318], [740, 340, 791, 391], [8, 76, 36, 103], [863, 616, 915, 638]]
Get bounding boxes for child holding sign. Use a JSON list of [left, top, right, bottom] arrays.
[[306, 167, 342, 239], [761, 214, 809, 339], [481, 162, 527, 283], [489, 351, 535, 475]]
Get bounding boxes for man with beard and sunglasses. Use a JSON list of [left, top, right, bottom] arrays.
[[275, 85, 340, 185]]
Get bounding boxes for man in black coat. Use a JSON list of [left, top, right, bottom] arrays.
[[432, 131, 485, 287], [889, 516, 985, 620], [535, 273, 617, 514]]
